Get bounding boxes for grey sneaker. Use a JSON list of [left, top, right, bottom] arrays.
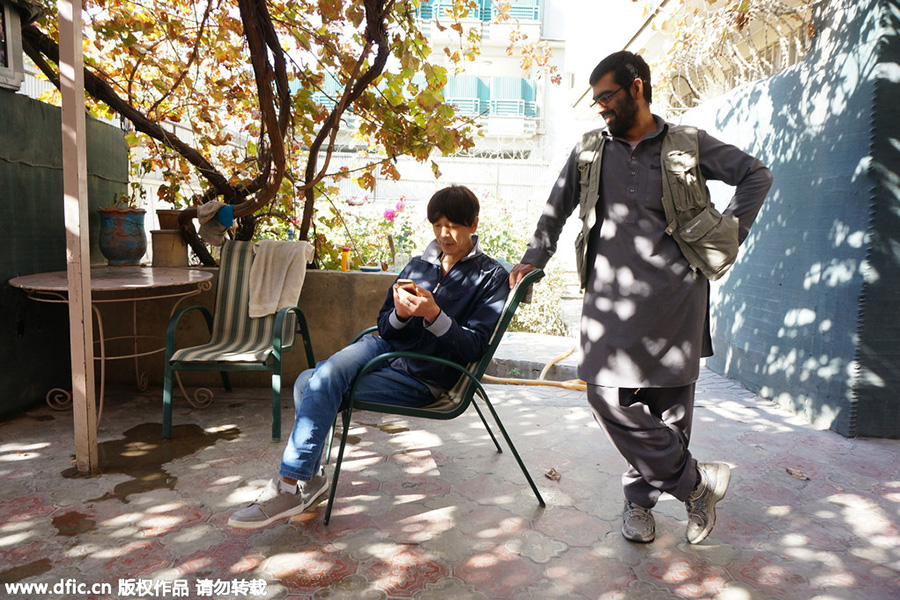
[[622, 500, 656, 543], [228, 470, 328, 529], [685, 461, 731, 544]]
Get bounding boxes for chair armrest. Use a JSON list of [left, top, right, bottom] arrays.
[[273, 306, 316, 368], [350, 325, 379, 345], [514, 268, 545, 304], [273, 306, 298, 350], [345, 350, 483, 411], [165, 305, 214, 357]]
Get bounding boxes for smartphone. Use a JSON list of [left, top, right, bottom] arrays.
[[396, 278, 417, 294]]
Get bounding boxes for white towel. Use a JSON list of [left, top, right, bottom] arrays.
[[248, 240, 315, 318], [197, 201, 228, 246]]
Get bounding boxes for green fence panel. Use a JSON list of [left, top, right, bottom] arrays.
[[0, 89, 127, 419]]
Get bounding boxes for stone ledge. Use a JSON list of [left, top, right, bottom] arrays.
[[488, 332, 580, 381]]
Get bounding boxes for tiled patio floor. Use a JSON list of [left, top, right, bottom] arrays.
[[1, 365, 899, 599]]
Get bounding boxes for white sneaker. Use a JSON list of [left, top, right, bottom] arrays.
[[228, 469, 328, 529], [685, 461, 731, 544], [622, 499, 656, 543]]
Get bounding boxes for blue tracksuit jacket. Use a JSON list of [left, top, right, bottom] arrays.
[[376, 236, 510, 393]]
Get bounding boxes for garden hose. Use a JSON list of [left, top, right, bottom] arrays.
[[483, 345, 587, 391]]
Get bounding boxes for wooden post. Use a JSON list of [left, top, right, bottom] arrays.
[[59, 0, 98, 472]]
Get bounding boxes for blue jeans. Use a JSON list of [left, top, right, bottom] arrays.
[[279, 335, 434, 481]]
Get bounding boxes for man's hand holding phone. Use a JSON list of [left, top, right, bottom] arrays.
[[397, 279, 417, 294], [393, 278, 441, 323]]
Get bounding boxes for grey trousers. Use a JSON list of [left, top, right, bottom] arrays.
[[587, 384, 700, 508]]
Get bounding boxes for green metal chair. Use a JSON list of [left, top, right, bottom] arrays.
[[161, 240, 315, 440], [324, 268, 546, 524]]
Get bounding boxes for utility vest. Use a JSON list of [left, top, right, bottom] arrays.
[[574, 125, 739, 287]]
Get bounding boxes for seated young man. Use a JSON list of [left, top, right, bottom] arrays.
[[229, 185, 511, 528]]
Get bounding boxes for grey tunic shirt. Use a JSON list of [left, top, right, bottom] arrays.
[[523, 117, 772, 387]]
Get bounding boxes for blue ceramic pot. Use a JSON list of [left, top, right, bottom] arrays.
[[98, 208, 147, 266]]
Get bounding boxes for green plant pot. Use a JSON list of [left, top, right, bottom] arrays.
[[98, 207, 147, 266]]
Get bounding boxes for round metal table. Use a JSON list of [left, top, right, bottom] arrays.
[[9, 266, 213, 423]]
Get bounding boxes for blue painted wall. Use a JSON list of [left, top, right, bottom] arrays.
[[855, 0, 900, 438], [684, 0, 898, 437]]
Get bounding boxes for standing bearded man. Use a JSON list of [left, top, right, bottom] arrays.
[[510, 51, 772, 544]]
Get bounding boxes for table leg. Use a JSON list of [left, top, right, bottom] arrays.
[[131, 299, 149, 391], [93, 303, 106, 425], [46, 388, 73, 410], [48, 305, 105, 424]]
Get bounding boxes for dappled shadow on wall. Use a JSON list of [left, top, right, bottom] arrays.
[[699, 0, 892, 436]]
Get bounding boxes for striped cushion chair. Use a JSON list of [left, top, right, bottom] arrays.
[[323, 268, 546, 524], [161, 240, 315, 440]]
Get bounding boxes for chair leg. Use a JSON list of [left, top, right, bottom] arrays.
[[271, 369, 282, 441], [324, 409, 352, 525], [220, 371, 232, 392], [162, 364, 174, 439], [479, 392, 546, 507], [470, 395, 503, 453], [324, 416, 338, 465]]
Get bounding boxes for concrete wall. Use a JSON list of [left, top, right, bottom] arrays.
[[685, 0, 898, 437], [0, 90, 128, 419]]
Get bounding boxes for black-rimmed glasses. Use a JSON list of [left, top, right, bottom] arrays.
[[591, 86, 625, 107]]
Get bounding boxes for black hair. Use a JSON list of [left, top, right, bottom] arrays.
[[589, 51, 653, 104], [426, 185, 480, 227]]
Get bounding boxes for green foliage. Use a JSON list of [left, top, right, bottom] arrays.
[[253, 213, 294, 244], [313, 194, 432, 270], [509, 264, 573, 337], [109, 180, 147, 209], [303, 189, 531, 271], [472, 191, 529, 266], [286, 189, 572, 337]]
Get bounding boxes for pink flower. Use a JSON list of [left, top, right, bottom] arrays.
[[396, 197, 406, 212], [383, 209, 396, 223]]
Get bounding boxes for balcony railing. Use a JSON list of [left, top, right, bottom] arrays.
[[310, 92, 336, 111], [488, 99, 538, 118], [308, 72, 539, 123], [447, 98, 485, 116], [418, 0, 539, 22], [492, 1, 540, 21]]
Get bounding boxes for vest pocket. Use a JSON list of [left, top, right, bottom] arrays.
[[678, 206, 739, 277], [663, 149, 697, 172], [663, 150, 705, 211]]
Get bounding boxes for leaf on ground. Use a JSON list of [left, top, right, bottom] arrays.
[[545, 467, 561, 481], [785, 466, 811, 480]]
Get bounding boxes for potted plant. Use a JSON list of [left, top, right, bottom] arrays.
[[149, 183, 190, 267], [156, 207, 182, 230], [154, 186, 185, 230], [98, 191, 147, 266]]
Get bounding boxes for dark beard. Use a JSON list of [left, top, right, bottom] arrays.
[[605, 93, 639, 138]]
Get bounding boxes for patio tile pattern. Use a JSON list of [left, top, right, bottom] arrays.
[[1, 360, 899, 599]]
